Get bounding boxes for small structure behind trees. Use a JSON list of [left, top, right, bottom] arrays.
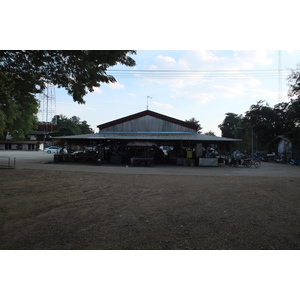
[[219, 100, 300, 159]]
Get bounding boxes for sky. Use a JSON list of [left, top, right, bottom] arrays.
[[41, 50, 300, 136]]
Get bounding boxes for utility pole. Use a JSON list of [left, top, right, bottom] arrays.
[[251, 128, 254, 158], [278, 50, 283, 102], [38, 83, 56, 140], [146, 96, 152, 110]]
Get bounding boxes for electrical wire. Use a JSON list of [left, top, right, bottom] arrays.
[[108, 69, 291, 80]]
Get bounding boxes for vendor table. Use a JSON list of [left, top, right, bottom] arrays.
[[199, 157, 218, 167], [131, 157, 154, 166]]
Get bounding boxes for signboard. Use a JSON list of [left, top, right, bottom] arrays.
[[196, 143, 203, 157]]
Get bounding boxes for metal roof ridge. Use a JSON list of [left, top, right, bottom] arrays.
[[97, 109, 198, 131], [99, 131, 199, 134]]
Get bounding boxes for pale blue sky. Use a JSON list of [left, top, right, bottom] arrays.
[[47, 50, 300, 136]]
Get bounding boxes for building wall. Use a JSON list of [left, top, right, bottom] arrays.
[[0, 142, 39, 151], [278, 139, 292, 155], [101, 115, 195, 133]]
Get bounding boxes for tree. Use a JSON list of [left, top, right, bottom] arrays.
[[204, 131, 216, 136], [78, 120, 94, 134], [218, 113, 243, 138], [185, 117, 202, 132], [286, 66, 300, 148], [288, 63, 300, 102], [286, 64, 300, 126], [0, 50, 136, 138], [51, 115, 94, 137], [0, 50, 136, 103], [273, 102, 294, 134], [0, 72, 38, 140], [243, 100, 295, 152]]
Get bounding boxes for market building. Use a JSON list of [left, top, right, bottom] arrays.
[[52, 110, 241, 166], [0, 122, 55, 151]]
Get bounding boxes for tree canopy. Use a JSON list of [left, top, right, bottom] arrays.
[[218, 112, 243, 138], [185, 117, 202, 132], [219, 99, 299, 154], [0, 71, 38, 139], [0, 50, 136, 103], [204, 130, 216, 136], [0, 50, 136, 139], [51, 115, 94, 137]]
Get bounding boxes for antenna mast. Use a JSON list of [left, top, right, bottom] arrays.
[[278, 50, 283, 102], [38, 83, 56, 132], [146, 96, 152, 110]]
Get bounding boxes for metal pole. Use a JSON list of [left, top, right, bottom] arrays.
[[251, 128, 254, 158]]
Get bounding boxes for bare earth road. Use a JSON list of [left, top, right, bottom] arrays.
[[2, 150, 300, 177], [1, 150, 300, 250]]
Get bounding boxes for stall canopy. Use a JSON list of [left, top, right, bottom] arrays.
[[127, 141, 157, 147]]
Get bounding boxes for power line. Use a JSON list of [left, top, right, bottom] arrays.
[[108, 69, 291, 80]]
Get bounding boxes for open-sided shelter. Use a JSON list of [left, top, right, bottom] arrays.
[[52, 110, 240, 165]]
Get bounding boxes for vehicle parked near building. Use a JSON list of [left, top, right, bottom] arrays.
[[44, 146, 61, 154]]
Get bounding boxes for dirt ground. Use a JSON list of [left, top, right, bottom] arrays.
[[1, 164, 300, 250]]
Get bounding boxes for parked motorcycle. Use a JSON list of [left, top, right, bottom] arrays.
[[290, 159, 300, 165], [274, 156, 284, 163]]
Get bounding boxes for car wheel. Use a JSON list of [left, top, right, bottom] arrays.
[[47, 150, 51, 154]]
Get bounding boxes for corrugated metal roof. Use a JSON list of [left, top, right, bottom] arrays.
[[53, 132, 241, 142], [97, 110, 198, 131]]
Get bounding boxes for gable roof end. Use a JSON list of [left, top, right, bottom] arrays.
[[97, 110, 198, 131]]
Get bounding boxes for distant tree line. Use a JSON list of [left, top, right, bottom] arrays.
[[218, 96, 300, 154], [51, 115, 94, 137]]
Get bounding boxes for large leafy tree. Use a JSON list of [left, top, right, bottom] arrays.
[[219, 101, 295, 153], [243, 101, 280, 151], [287, 65, 300, 147], [0, 72, 38, 139], [287, 65, 300, 125], [243, 100, 294, 152], [218, 112, 243, 138], [288, 63, 300, 102], [185, 117, 202, 132], [51, 115, 93, 137], [0, 50, 136, 139]]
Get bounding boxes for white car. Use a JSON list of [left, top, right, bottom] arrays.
[[44, 146, 62, 154]]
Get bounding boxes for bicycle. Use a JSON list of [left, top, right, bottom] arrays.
[[245, 159, 261, 168], [234, 158, 261, 168]]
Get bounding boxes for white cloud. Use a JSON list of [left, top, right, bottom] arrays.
[[133, 51, 280, 110], [253, 50, 273, 65], [286, 50, 300, 56], [170, 79, 201, 89], [170, 76, 259, 104], [93, 87, 103, 93], [154, 55, 188, 69], [155, 55, 176, 64], [251, 88, 278, 100], [107, 82, 125, 90], [194, 50, 225, 62], [149, 64, 158, 70], [233, 50, 273, 68], [195, 93, 216, 104], [212, 82, 248, 99], [152, 101, 173, 109], [170, 87, 216, 104]]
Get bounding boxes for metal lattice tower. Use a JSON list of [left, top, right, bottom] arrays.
[[278, 50, 283, 102], [38, 83, 56, 131]]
